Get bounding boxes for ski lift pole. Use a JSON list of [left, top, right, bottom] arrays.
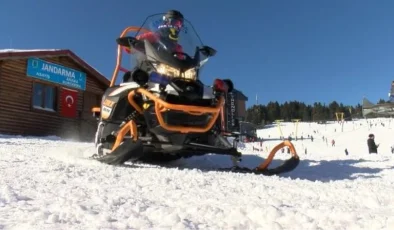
[[291, 119, 301, 140], [274, 119, 284, 139], [335, 112, 345, 132], [341, 120, 345, 132], [335, 112, 344, 122]]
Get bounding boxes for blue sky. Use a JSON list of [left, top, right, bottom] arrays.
[[1, 0, 394, 107]]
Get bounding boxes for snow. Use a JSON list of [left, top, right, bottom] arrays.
[[0, 49, 61, 53], [1, 118, 394, 230]]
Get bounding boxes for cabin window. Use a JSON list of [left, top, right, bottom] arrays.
[[32, 82, 57, 111]]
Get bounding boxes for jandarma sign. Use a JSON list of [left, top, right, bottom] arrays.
[[26, 58, 87, 90]]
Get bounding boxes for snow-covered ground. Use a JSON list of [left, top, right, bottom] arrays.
[[1, 118, 394, 230]]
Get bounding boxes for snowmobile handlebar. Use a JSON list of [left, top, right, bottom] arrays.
[[111, 26, 216, 87], [111, 26, 151, 87]]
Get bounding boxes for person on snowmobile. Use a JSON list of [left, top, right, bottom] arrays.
[[122, 10, 185, 82], [124, 10, 185, 57]]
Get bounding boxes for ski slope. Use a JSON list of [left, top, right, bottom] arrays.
[[1, 118, 394, 230]]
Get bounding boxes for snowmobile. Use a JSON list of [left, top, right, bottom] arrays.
[[91, 12, 300, 175]]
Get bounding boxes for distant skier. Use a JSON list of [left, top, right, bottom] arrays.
[[367, 134, 379, 154]]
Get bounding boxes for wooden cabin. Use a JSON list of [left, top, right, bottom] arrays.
[[0, 49, 109, 141]]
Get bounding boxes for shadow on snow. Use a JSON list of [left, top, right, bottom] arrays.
[[124, 153, 392, 182]]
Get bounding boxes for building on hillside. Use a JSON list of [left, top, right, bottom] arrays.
[[0, 49, 109, 141], [362, 97, 394, 117], [233, 89, 248, 121], [239, 121, 257, 142], [223, 89, 248, 133]]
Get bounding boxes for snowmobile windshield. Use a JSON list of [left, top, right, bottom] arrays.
[[131, 13, 210, 81]]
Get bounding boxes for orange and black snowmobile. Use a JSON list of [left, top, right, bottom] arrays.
[[91, 11, 300, 175]]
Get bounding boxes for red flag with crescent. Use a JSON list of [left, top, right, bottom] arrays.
[[60, 87, 78, 118]]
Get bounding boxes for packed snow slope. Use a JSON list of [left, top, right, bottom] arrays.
[[1, 118, 394, 230]]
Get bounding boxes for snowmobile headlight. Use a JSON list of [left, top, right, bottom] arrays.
[[156, 64, 180, 79], [182, 68, 197, 81], [156, 64, 197, 81]]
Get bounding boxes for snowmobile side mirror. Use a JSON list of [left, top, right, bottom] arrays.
[[223, 79, 234, 92], [116, 36, 138, 47], [200, 46, 216, 57], [131, 69, 149, 86]]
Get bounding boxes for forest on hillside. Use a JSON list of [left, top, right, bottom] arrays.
[[244, 98, 390, 125]]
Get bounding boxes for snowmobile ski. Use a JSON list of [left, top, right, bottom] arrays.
[[94, 139, 144, 165]]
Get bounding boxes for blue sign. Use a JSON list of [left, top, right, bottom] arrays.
[[26, 58, 87, 90]]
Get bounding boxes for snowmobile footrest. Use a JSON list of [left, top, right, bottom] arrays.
[[97, 139, 144, 165]]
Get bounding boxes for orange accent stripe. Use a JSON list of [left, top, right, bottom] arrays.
[[111, 121, 138, 151], [127, 88, 224, 133], [110, 26, 151, 87]]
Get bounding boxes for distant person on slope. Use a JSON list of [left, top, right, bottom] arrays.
[[367, 134, 379, 154]]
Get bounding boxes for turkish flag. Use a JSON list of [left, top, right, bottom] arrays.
[[60, 87, 78, 118]]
